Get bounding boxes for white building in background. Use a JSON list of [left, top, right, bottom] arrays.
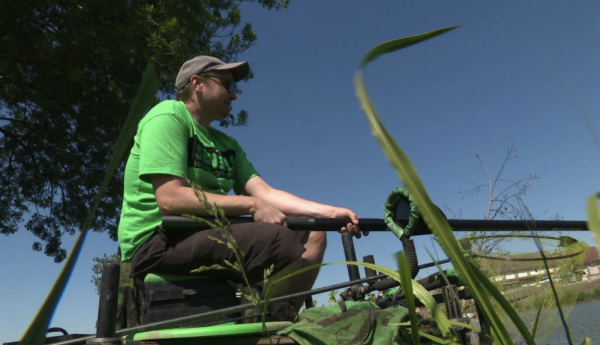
[[583, 247, 600, 279], [488, 247, 600, 287]]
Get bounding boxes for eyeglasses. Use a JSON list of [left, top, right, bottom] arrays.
[[201, 74, 236, 93]]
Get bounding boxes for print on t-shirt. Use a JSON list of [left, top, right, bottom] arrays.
[[187, 136, 236, 180]]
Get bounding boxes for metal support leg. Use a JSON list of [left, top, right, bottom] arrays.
[[442, 285, 462, 319], [442, 285, 468, 344], [341, 233, 360, 281], [87, 264, 121, 345]]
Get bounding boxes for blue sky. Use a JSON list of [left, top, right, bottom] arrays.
[[2, 1, 600, 342]]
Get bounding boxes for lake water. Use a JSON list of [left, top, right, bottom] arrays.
[[515, 300, 600, 344]]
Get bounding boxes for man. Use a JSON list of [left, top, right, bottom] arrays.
[[117, 55, 366, 315]]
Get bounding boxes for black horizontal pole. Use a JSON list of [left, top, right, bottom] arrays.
[[443, 219, 588, 232], [162, 215, 588, 234]]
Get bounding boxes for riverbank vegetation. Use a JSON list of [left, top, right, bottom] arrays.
[[575, 280, 600, 302]]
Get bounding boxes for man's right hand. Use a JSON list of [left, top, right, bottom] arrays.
[[251, 198, 287, 225]]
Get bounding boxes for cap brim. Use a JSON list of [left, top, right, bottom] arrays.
[[213, 61, 249, 82]]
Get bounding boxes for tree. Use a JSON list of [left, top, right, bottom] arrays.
[[448, 140, 540, 255], [0, 0, 288, 262], [448, 141, 584, 344], [91, 250, 121, 294]]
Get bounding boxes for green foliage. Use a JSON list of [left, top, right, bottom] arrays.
[[397, 252, 422, 344], [587, 193, 600, 254], [91, 251, 121, 294], [313, 289, 375, 309], [328, 289, 339, 305], [576, 284, 600, 302], [0, 0, 287, 262]]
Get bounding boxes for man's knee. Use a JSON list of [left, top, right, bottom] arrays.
[[306, 231, 327, 252]]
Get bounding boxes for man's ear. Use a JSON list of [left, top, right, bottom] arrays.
[[190, 75, 202, 90]]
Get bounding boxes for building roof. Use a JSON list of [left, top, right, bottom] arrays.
[[583, 247, 599, 265]]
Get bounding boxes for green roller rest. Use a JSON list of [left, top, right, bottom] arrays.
[[142, 273, 238, 327], [131, 321, 294, 341]]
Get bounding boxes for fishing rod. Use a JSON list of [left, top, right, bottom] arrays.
[[162, 213, 588, 293], [162, 215, 589, 234], [161, 187, 588, 234]]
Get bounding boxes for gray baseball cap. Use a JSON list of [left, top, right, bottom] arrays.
[[175, 55, 249, 91]]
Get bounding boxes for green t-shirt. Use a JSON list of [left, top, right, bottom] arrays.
[[118, 100, 259, 261]]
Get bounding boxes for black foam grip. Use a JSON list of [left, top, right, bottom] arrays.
[[284, 217, 315, 230]]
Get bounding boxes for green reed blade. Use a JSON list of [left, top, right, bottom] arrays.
[[447, 320, 479, 333], [424, 248, 461, 303], [397, 252, 422, 344], [396, 252, 459, 343], [530, 307, 543, 339], [418, 331, 451, 344], [355, 27, 518, 344], [587, 192, 600, 250], [359, 26, 460, 69], [20, 63, 159, 344]]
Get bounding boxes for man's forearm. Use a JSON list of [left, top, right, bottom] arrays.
[[153, 175, 258, 216], [258, 188, 330, 217], [242, 176, 360, 233], [163, 187, 258, 216]]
